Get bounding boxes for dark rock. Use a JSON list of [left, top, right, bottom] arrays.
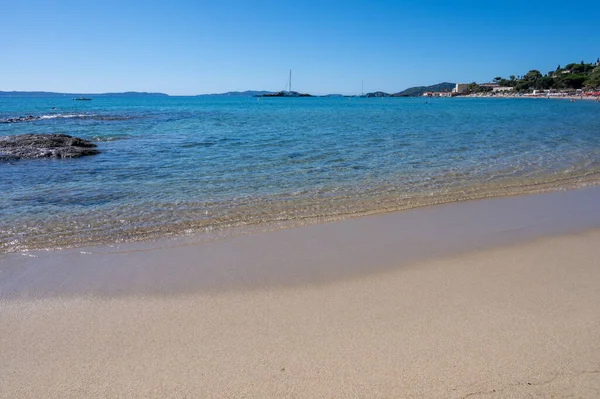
[[0, 134, 100, 160], [257, 91, 313, 97], [0, 115, 41, 124]]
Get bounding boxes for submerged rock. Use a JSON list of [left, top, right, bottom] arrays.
[[0, 134, 100, 160], [0, 115, 41, 123]]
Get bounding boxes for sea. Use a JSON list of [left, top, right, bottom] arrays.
[[1, 95, 600, 253]]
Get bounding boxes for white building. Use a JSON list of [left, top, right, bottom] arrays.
[[452, 83, 469, 94], [492, 86, 513, 92]]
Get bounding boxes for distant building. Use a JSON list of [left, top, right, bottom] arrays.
[[492, 86, 513, 92], [452, 83, 469, 94]]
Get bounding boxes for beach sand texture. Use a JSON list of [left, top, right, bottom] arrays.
[[3, 189, 600, 398], [2, 231, 600, 398]]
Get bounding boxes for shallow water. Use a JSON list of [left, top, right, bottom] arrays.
[[1, 95, 600, 252]]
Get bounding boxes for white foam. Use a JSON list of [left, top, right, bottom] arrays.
[[38, 114, 90, 120]]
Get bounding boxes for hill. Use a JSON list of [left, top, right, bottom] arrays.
[[199, 90, 275, 97], [0, 91, 168, 97], [102, 92, 168, 97], [365, 91, 391, 97], [392, 82, 455, 97], [487, 59, 600, 92]]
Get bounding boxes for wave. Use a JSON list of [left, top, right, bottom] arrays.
[[38, 114, 89, 120], [0, 113, 135, 123], [91, 135, 130, 142]]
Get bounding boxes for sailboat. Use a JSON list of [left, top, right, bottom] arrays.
[[283, 70, 299, 97], [360, 80, 366, 98], [260, 70, 301, 97]]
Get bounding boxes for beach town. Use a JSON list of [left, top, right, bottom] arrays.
[[422, 58, 600, 99]]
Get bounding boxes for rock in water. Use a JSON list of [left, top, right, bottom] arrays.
[[0, 134, 100, 160], [0, 115, 40, 124]]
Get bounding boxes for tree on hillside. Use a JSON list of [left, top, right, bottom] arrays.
[[467, 82, 492, 93], [584, 66, 600, 89], [480, 59, 600, 93], [562, 74, 586, 89], [565, 63, 589, 74], [535, 76, 554, 90], [524, 70, 542, 81]]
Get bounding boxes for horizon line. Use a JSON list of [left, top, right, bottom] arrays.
[[0, 83, 460, 97]]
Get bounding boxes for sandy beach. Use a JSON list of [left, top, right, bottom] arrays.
[[2, 189, 600, 398], [3, 1, 600, 397]]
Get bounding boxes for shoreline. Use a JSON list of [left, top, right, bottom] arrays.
[[3, 173, 600, 255], [2, 185, 600, 299], [460, 93, 600, 101], [2, 210, 600, 397]]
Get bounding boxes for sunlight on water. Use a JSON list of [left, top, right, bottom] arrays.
[[1, 96, 600, 252]]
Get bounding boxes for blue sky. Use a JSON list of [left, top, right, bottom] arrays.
[[2, 0, 599, 95]]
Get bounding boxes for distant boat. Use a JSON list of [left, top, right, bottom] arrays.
[[73, 97, 92, 101], [255, 70, 315, 97], [282, 69, 299, 97], [257, 70, 308, 97]]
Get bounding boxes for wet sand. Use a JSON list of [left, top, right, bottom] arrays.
[[2, 188, 600, 398]]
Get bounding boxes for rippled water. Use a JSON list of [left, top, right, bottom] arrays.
[[1, 95, 600, 252]]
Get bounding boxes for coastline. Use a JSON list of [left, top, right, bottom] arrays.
[[4, 172, 600, 255], [2, 187, 600, 397], [2, 185, 600, 298], [461, 93, 600, 101]]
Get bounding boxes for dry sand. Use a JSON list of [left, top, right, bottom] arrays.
[[2, 189, 600, 398], [1, 233, 600, 398]]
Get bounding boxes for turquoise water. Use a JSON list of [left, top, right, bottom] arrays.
[[1, 96, 600, 252]]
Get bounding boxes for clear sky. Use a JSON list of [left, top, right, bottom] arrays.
[[2, 0, 599, 95]]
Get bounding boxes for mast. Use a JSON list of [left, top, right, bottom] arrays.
[[289, 70, 292, 92], [362, 80, 364, 96]]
